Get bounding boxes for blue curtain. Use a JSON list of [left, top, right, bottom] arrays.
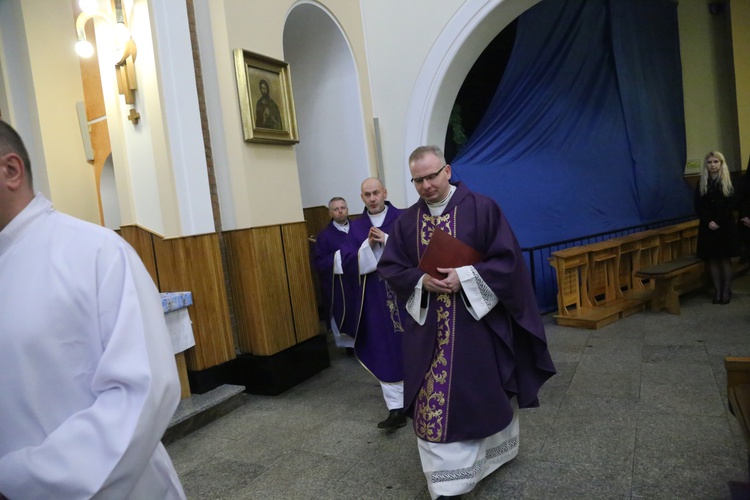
[[451, 0, 694, 249]]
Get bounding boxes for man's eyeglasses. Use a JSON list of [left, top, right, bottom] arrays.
[[411, 165, 447, 185]]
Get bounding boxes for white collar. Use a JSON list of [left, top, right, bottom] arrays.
[[0, 192, 51, 256], [333, 219, 350, 233], [425, 185, 456, 216]]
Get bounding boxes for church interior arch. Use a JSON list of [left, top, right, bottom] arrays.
[[283, 2, 371, 214], [403, 0, 541, 206]]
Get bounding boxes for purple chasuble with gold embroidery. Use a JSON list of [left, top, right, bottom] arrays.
[[342, 202, 405, 383], [378, 182, 555, 443]]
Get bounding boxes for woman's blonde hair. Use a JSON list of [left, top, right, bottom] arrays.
[[699, 151, 733, 197]]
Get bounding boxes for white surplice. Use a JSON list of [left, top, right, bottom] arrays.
[[0, 194, 185, 499]]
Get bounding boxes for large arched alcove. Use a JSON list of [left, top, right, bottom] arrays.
[[403, 0, 541, 205], [283, 2, 370, 212]]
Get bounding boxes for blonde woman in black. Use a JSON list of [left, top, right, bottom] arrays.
[[695, 151, 739, 304]]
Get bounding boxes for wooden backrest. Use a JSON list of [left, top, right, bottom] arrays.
[[550, 246, 591, 313], [303, 206, 331, 239], [657, 225, 684, 262], [726, 357, 750, 390]]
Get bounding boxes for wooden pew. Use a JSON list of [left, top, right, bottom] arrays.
[[632, 221, 705, 315], [724, 357, 750, 498], [550, 245, 623, 329], [550, 242, 640, 330], [610, 230, 659, 302], [587, 239, 645, 318], [550, 220, 702, 328], [633, 255, 703, 314]]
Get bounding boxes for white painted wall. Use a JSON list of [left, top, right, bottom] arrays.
[[0, 0, 50, 199], [0, 0, 98, 222]]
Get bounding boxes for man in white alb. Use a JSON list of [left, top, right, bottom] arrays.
[[0, 120, 186, 499]]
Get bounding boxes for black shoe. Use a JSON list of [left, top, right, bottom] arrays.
[[721, 292, 732, 305], [377, 409, 407, 429], [713, 298, 721, 304]]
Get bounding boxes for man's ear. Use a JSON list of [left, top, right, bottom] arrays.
[[1, 153, 26, 191]]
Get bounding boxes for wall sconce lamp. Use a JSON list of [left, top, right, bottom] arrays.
[[75, 0, 139, 112]]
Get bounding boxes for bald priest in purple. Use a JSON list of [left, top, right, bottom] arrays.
[[378, 145, 555, 499], [341, 178, 408, 430]]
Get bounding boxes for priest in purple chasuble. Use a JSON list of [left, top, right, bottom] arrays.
[[341, 177, 408, 430], [378, 146, 556, 499], [312, 197, 356, 349]]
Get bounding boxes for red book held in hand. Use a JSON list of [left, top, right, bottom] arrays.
[[418, 227, 483, 279]]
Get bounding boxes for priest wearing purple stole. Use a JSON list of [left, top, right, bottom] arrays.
[[378, 146, 555, 499], [341, 178, 408, 430], [312, 197, 356, 350]]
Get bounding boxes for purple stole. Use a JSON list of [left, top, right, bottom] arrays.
[[414, 206, 459, 443]]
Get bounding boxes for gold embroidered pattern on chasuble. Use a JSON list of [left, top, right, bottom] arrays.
[[414, 207, 459, 442], [383, 279, 404, 332]]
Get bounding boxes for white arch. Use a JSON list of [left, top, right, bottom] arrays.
[[403, 0, 542, 204], [284, 1, 371, 210]]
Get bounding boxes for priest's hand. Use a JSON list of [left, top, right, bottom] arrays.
[[368, 227, 386, 247], [424, 268, 461, 294]]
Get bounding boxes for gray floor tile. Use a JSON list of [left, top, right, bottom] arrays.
[[518, 460, 632, 499], [178, 458, 266, 499], [635, 413, 738, 470], [640, 361, 716, 387], [631, 462, 745, 500], [566, 369, 640, 398], [639, 382, 725, 416], [541, 411, 637, 467]]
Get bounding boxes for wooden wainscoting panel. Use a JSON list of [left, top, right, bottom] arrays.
[[224, 227, 297, 356], [153, 233, 235, 371], [282, 222, 320, 343], [119, 225, 158, 285], [303, 205, 330, 239]]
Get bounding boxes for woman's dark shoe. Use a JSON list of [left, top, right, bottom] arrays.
[[720, 294, 732, 305], [713, 298, 721, 304]]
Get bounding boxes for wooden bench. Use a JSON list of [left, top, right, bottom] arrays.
[[550, 241, 644, 329], [724, 357, 750, 498], [633, 254, 704, 314], [549, 220, 702, 328]]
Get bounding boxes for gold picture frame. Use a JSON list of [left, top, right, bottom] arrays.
[[233, 49, 299, 145]]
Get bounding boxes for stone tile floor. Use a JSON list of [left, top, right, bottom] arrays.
[[165, 279, 750, 499]]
